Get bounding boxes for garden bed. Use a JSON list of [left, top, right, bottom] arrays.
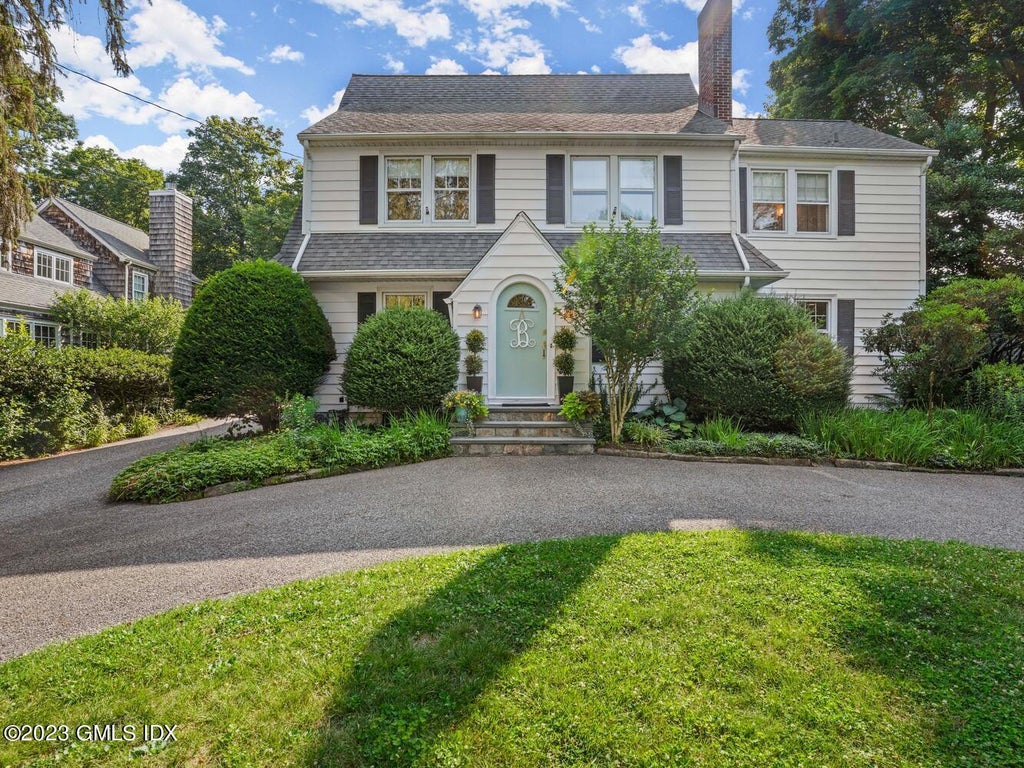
[[1, 531, 1021, 767]]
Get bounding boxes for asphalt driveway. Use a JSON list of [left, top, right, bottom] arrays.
[[1, 431, 1022, 660]]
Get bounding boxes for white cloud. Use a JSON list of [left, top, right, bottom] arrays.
[[425, 57, 466, 75], [312, 0, 450, 46], [614, 34, 698, 81], [83, 133, 191, 173], [506, 52, 551, 74], [732, 100, 752, 118], [461, 0, 567, 23], [267, 44, 304, 63], [301, 89, 346, 125], [591, 64, 601, 73], [154, 78, 270, 133], [578, 16, 601, 33], [732, 68, 751, 96], [127, 0, 254, 74], [384, 54, 406, 73], [626, 3, 647, 25]]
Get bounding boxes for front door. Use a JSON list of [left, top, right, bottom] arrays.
[[495, 282, 548, 398]]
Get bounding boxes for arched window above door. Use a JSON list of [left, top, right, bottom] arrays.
[[506, 293, 535, 309]]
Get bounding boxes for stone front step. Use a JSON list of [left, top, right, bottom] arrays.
[[474, 420, 583, 438], [484, 406, 563, 423], [450, 436, 595, 456]]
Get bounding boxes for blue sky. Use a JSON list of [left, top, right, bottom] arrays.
[[54, 0, 778, 171]]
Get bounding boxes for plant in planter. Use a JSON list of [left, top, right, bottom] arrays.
[[442, 389, 489, 427], [464, 329, 485, 393], [552, 326, 577, 400], [559, 389, 603, 435]]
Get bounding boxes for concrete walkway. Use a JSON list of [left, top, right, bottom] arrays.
[[1, 436, 1022, 660]]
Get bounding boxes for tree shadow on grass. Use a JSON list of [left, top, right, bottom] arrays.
[[306, 536, 620, 767], [742, 530, 1024, 766]]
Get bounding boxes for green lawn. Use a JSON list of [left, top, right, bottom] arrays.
[[2, 531, 1022, 767]]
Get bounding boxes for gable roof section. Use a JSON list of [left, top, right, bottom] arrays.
[[19, 214, 96, 261], [39, 198, 158, 270], [732, 118, 931, 152], [301, 74, 734, 137]]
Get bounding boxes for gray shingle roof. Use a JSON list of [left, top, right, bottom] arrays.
[[279, 225, 784, 280], [301, 74, 733, 136], [732, 118, 930, 152], [0, 269, 83, 312], [44, 198, 158, 269], [19, 214, 96, 261]]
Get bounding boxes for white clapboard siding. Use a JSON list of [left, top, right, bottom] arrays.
[[744, 156, 926, 404]]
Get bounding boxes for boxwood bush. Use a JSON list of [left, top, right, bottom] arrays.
[[343, 307, 459, 413], [171, 260, 336, 430], [665, 292, 851, 430], [63, 347, 172, 414]]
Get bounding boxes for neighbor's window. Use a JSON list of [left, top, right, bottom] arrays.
[[618, 157, 656, 222], [35, 250, 74, 284], [132, 272, 149, 302], [797, 300, 831, 334], [386, 158, 422, 221], [797, 172, 830, 233], [383, 293, 426, 310], [32, 323, 58, 347], [752, 171, 786, 231], [571, 157, 609, 223], [433, 157, 470, 221]]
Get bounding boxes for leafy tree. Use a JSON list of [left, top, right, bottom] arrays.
[[170, 260, 335, 430], [1, 0, 129, 250], [19, 97, 77, 199], [43, 144, 164, 228], [170, 116, 300, 276], [555, 220, 699, 444], [241, 169, 302, 261], [766, 0, 1024, 281]]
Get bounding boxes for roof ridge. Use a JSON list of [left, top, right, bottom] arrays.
[[53, 197, 148, 238]]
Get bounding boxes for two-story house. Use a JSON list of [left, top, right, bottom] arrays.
[[0, 184, 195, 344], [277, 0, 935, 411]]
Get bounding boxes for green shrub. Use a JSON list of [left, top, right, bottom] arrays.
[[967, 363, 1024, 421], [799, 408, 1024, 469], [465, 329, 485, 354], [552, 326, 577, 352], [559, 390, 603, 424], [637, 397, 695, 437], [695, 416, 746, 447], [109, 412, 452, 503], [51, 290, 185, 354], [170, 260, 336, 430], [665, 292, 851, 430], [622, 420, 670, 448], [667, 433, 824, 460], [464, 352, 483, 376], [343, 307, 459, 413], [63, 347, 172, 415], [554, 351, 575, 376], [127, 413, 161, 438], [0, 397, 31, 460]]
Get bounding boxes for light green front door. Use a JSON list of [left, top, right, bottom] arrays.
[[495, 283, 548, 398]]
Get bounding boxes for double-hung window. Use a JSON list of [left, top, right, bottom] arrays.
[[571, 157, 609, 223], [752, 171, 786, 232], [433, 157, 470, 221], [796, 172, 830, 233], [386, 158, 423, 222], [132, 272, 149, 302], [796, 299, 831, 334], [618, 157, 656, 222], [35, 250, 74, 284]]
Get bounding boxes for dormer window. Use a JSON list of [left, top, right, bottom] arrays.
[[386, 158, 423, 221], [35, 250, 74, 284]]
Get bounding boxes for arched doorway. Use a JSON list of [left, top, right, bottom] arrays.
[[494, 282, 548, 398]]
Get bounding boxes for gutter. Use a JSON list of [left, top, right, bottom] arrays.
[[300, 130, 742, 144], [738, 145, 938, 159], [728, 140, 751, 288], [731, 233, 751, 288], [291, 233, 310, 272], [299, 269, 470, 279]]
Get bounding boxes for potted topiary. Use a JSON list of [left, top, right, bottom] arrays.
[[464, 329, 485, 393], [552, 326, 577, 401]]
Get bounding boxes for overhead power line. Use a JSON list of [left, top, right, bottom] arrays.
[[54, 63, 305, 161]]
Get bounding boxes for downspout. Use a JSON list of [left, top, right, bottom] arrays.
[[729, 139, 750, 288], [919, 155, 933, 295]]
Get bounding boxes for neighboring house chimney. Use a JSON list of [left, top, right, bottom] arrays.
[[698, 0, 732, 123], [148, 183, 194, 306]]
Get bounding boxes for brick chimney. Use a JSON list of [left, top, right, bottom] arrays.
[[148, 183, 194, 306], [698, 0, 732, 123]]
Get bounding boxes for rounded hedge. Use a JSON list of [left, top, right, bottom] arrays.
[[170, 260, 335, 429], [342, 307, 459, 413], [664, 292, 851, 430]]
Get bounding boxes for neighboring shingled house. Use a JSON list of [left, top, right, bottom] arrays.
[[0, 184, 195, 344], [279, 0, 936, 409]]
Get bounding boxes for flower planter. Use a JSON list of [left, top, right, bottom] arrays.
[[557, 375, 574, 401], [466, 375, 483, 394]]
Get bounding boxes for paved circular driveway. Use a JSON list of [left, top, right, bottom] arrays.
[[1, 431, 1022, 660]]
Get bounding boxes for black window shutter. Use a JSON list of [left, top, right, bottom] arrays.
[[476, 155, 496, 224], [546, 154, 565, 224], [663, 156, 683, 225], [837, 299, 856, 356], [838, 170, 855, 236], [359, 156, 378, 225], [357, 292, 376, 324], [432, 291, 452, 323], [738, 167, 748, 234]]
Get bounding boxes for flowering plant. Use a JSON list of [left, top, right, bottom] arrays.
[[442, 390, 489, 421]]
